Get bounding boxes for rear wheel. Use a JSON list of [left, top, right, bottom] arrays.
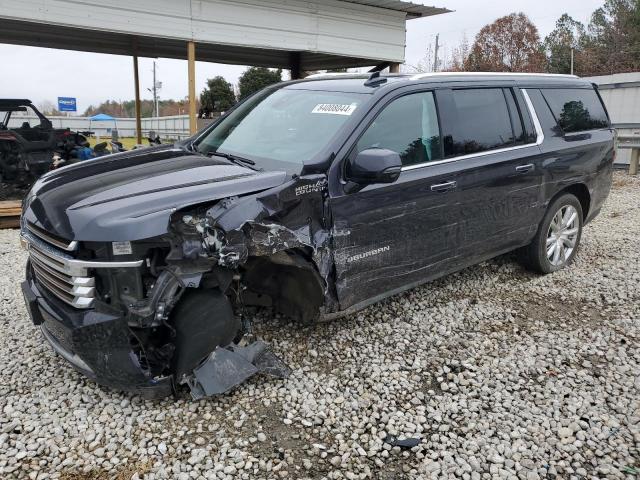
[[521, 193, 583, 274], [169, 289, 240, 380]]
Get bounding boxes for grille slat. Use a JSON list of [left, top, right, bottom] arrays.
[[23, 230, 96, 309], [31, 256, 96, 308], [26, 221, 78, 251], [31, 259, 95, 299], [21, 226, 143, 310]]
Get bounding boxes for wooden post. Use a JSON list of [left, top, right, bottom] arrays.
[[132, 52, 142, 145], [289, 52, 302, 80], [188, 41, 197, 135], [630, 148, 639, 175], [389, 62, 401, 73]]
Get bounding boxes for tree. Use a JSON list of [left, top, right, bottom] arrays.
[[445, 34, 471, 72], [466, 13, 545, 72], [38, 100, 61, 116], [238, 67, 282, 100], [544, 14, 586, 74], [200, 76, 236, 112], [581, 0, 640, 75]]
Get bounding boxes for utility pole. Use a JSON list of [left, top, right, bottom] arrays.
[[433, 34, 440, 72], [147, 61, 161, 117], [570, 48, 574, 75], [152, 61, 157, 117]]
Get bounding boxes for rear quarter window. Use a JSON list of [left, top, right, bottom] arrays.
[[541, 88, 609, 133]]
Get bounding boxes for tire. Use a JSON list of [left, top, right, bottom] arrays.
[[520, 193, 583, 274], [169, 289, 240, 379]]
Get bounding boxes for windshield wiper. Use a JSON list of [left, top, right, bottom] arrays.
[[208, 151, 256, 166]]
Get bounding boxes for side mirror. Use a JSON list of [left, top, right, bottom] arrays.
[[346, 148, 402, 188]]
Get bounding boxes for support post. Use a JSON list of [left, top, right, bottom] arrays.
[[188, 41, 197, 135], [389, 62, 400, 73], [289, 52, 302, 80], [132, 42, 142, 145], [630, 148, 639, 175]]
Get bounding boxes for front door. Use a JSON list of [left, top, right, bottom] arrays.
[[329, 89, 463, 310]]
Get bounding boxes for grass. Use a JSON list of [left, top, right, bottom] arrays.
[[87, 137, 143, 150]]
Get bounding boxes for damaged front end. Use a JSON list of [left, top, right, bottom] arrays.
[[23, 174, 335, 399]]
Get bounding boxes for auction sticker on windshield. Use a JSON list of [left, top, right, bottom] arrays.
[[311, 103, 357, 115]]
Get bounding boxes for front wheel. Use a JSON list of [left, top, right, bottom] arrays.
[[169, 289, 240, 380], [521, 193, 583, 274]]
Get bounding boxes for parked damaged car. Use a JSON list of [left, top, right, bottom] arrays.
[[20, 72, 614, 399], [0, 99, 75, 183]]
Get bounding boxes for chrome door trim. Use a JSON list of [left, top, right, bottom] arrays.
[[430, 181, 457, 192], [401, 87, 544, 172], [521, 89, 545, 146], [515, 163, 535, 173]]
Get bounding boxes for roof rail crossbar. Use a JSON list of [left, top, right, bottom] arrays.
[[364, 71, 387, 87]]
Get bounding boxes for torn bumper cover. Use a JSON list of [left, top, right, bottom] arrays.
[[22, 274, 174, 399], [23, 267, 290, 399], [185, 340, 291, 400]]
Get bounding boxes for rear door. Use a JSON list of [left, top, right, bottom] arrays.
[[435, 85, 545, 262]]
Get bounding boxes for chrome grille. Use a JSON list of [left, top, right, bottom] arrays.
[[21, 228, 144, 310], [30, 253, 95, 308], [26, 236, 96, 308]]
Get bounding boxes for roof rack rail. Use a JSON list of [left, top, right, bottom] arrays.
[[305, 72, 365, 79], [409, 72, 579, 80]]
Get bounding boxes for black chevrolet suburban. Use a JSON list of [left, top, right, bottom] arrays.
[[20, 72, 614, 398]]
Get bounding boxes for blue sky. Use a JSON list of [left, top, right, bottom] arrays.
[[0, 0, 605, 113]]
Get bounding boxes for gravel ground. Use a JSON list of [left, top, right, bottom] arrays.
[[1, 172, 638, 480]]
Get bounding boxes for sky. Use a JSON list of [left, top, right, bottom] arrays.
[[0, 0, 605, 114]]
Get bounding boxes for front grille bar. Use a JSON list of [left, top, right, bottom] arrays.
[[26, 221, 78, 251], [21, 231, 143, 277], [21, 230, 143, 309]]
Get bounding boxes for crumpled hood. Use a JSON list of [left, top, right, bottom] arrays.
[[22, 146, 287, 241]]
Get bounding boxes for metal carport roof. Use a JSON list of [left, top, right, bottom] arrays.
[[343, 0, 451, 19], [0, 0, 450, 69]]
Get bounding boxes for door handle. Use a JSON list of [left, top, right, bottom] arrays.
[[515, 164, 534, 173], [430, 181, 457, 192]]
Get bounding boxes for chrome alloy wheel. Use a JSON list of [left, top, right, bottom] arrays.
[[546, 205, 579, 267]]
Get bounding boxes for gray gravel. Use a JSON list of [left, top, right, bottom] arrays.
[[1, 172, 639, 480]]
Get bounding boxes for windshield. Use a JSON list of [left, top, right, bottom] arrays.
[[196, 87, 369, 172]]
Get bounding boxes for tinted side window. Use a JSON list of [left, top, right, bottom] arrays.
[[356, 92, 442, 166], [541, 88, 609, 133], [448, 88, 515, 156]]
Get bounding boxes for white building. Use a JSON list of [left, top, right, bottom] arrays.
[[0, 0, 450, 137], [585, 72, 640, 166]]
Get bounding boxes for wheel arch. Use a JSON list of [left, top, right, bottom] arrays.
[[550, 183, 591, 220], [241, 248, 325, 324]]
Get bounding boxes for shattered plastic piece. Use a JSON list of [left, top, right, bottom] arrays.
[[186, 340, 291, 399], [383, 435, 421, 449]]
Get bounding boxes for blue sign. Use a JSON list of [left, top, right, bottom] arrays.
[[57, 97, 77, 112]]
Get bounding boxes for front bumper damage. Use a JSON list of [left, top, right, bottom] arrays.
[[186, 340, 291, 399], [22, 271, 174, 399], [21, 173, 334, 399], [23, 264, 291, 399]]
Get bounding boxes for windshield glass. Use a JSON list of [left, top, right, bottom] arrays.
[[196, 88, 369, 172]]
